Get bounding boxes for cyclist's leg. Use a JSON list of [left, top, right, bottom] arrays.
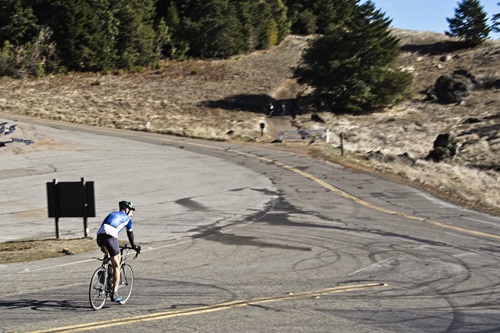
[[110, 254, 121, 295], [107, 238, 122, 301]]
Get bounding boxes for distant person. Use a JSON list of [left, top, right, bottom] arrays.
[[96, 201, 140, 303], [268, 103, 274, 117]]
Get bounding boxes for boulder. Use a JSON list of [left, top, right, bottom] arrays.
[[432, 69, 478, 103], [426, 133, 457, 162]]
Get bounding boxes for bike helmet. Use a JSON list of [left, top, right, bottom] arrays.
[[119, 200, 135, 211]]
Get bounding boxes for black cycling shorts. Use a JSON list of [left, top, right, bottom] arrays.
[[96, 233, 120, 257]]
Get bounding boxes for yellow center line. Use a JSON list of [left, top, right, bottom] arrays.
[[142, 136, 500, 241], [9, 118, 499, 332], [7, 117, 498, 240], [26, 283, 386, 333]]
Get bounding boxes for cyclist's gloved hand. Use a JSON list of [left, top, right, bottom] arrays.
[[133, 245, 141, 253]]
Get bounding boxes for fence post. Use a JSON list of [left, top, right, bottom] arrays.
[[340, 132, 344, 156]]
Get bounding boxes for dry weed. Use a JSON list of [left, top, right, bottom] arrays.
[[0, 31, 498, 215], [0, 238, 96, 264]]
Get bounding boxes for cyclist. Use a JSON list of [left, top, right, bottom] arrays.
[[96, 200, 140, 303]]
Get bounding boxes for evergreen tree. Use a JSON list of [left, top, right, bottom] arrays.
[[285, 0, 316, 34], [33, 0, 117, 72], [284, 0, 356, 34], [186, 0, 245, 58], [156, 0, 292, 58], [253, 0, 279, 50], [0, 0, 40, 45], [86, 0, 120, 71], [293, 0, 412, 113], [235, 0, 270, 51], [155, 17, 171, 59], [295, 9, 317, 35], [446, 0, 491, 47], [155, 1, 189, 59], [0, 0, 49, 77], [314, 0, 356, 33], [492, 2, 500, 33], [267, 0, 290, 43], [158, 0, 240, 57], [112, 0, 157, 69]]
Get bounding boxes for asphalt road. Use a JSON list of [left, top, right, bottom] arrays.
[[1, 115, 500, 333]]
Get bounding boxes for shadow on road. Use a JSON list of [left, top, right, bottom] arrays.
[[0, 299, 89, 311]]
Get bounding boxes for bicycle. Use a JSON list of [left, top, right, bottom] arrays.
[[89, 244, 140, 310]]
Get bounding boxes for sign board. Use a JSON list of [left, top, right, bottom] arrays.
[[47, 181, 95, 218], [46, 178, 96, 238]]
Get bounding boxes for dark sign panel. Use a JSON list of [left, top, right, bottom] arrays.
[[47, 181, 96, 218]]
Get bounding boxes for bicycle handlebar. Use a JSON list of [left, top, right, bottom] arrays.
[[120, 244, 141, 259]]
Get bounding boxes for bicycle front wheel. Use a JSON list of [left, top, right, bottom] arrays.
[[118, 264, 134, 304], [89, 267, 108, 310]]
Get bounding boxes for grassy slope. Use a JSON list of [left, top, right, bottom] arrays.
[[1, 29, 499, 225]]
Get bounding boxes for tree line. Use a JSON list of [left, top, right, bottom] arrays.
[[0, 0, 498, 113], [2, 0, 496, 76], [0, 0, 291, 76]]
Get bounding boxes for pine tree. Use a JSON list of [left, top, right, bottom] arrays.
[[186, 0, 245, 58], [293, 0, 412, 113], [0, 0, 40, 45], [256, 1, 279, 49], [284, 0, 356, 34], [0, 0, 47, 77], [284, 0, 316, 34], [158, 2, 189, 59], [446, 0, 491, 47], [267, 0, 290, 43], [112, 0, 157, 69], [33, 0, 118, 72], [314, 0, 357, 33], [492, 2, 500, 33], [224, 0, 278, 52]]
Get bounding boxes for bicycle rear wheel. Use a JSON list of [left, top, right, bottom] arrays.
[[118, 264, 134, 304], [89, 267, 108, 310]]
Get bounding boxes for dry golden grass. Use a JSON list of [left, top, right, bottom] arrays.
[[0, 30, 499, 219], [0, 238, 96, 264]]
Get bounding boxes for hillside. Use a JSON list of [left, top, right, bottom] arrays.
[[0, 30, 499, 215]]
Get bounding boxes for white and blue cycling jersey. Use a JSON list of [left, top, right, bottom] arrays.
[[96, 211, 133, 238]]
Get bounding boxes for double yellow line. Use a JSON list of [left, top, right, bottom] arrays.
[[27, 283, 386, 333], [166, 139, 500, 241]]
